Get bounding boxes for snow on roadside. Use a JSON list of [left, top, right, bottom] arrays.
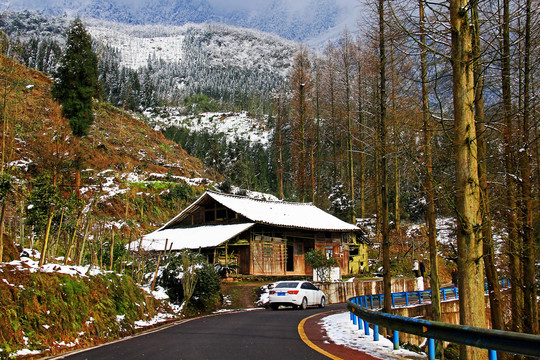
[[321, 312, 426, 360], [1, 250, 183, 358]]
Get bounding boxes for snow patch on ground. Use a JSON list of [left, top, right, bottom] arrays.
[[5, 252, 108, 278], [145, 109, 273, 147], [322, 312, 427, 360]]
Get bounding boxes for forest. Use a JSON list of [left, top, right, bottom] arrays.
[[275, 1, 539, 356], [0, 0, 538, 358]]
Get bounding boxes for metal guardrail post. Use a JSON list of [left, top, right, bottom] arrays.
[[418, 291, 422, 304], [393, 330, 400, 350], [373, 325, 379, 341], [364, 320, 370, 336], [392, 293, 395, 307], [489, 350, 497, 360], [428, 338, 435, 360]]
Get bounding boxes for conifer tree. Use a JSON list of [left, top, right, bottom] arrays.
[[52, 18, 98, 137]]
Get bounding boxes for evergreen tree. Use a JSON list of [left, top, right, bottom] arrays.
[[52, 18, 99, 137]]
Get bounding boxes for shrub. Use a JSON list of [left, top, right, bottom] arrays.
[[305, 249, 338, 282], [158, 252, 222, 313], [191, 263, 222, 312]]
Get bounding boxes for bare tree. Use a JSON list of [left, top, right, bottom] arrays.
[[520, 0, 538, 335], [419, 0, 442, 335], [449, 0, 487, 358], [289, 45, 314, 202], [471, 0, 505, 333], [501, 0, 524, 334], [378, 0, 392, 313]]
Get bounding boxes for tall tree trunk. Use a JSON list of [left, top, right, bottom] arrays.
[[64, 213, 81, 265], [109, 228, 115, 271], [449, 1, 487, 358], [389, 41, 400, 232], [77, 218, 91, 266], [419, 0, 442, 332], [38, 209, 55, 268], [52, 208, 65, 260], [314, 60, 322, 207], [342, 32, 355, 223], [520, 0, 538, 335], [378, 0, 392, 313], [0, 200, 6, 262], [501, 0, 524, 334], [471, 0, 505, 333], [19, 200, 24, 248], [275, 93, 286, 200], [356, 52, 366, 219]]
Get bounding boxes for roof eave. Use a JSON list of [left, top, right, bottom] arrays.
[[251, 220, 360, 233], [158, 191, 211, 230]]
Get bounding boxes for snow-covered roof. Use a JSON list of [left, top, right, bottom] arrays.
[[141, 223, 255, 251], [162, 191, 360, 232]]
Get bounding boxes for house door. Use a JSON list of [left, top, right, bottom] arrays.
[[286, 244, 294, 272]]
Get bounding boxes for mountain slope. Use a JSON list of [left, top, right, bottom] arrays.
[[2, 54, 216, 234], [2, 55, 207, 178], [0, 0, 362, 45], [0, 11, 296, 110]]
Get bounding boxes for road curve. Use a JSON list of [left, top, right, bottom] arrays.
[[53, 304, 345, 360]]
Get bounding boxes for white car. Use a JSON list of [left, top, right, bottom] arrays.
[[268, 281, 326, 310]]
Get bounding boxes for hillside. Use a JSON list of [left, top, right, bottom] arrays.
[[1, 54, 218, 236], [0, 53, 221, 358], [0, 253, 178, 359]]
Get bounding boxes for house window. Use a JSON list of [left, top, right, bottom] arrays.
[[325, 247, 333, 259], [263, 243, 273, 257]]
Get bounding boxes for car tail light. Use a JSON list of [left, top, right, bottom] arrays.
[[269, 291, 275, 295], [287, 290, 299, 295]]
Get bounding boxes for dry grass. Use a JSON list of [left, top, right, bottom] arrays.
[[1, 55, 211, 180]]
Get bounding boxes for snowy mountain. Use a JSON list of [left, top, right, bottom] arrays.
[[0, 11, 296, 110], [85, 19, 296, 76], [0, 0, 363, 46]]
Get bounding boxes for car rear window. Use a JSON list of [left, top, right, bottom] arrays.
[[275, 282, 299, 289]]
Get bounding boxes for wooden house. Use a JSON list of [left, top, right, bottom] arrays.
[[139, 191, 367, 277]]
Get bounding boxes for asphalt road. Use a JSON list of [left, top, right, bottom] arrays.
[[54, 303, 345, 360]]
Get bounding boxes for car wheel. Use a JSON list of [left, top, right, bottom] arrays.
[[300, 297, 308, 310], [319, 296, 326, 308], [270, 304, 279, 311]]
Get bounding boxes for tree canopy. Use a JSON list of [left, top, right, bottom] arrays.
[[52, 18, 98, 137]]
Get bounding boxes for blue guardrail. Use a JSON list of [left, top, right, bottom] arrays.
[[347, 279, 540, 359]]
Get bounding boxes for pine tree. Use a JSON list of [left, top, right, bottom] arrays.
[[52, 18, 99, 137]]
